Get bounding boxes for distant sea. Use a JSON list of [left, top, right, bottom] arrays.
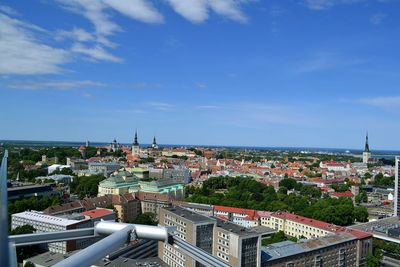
[[0, 140, 399, 158]]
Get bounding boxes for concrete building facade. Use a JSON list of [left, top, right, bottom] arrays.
[[159, 206, 216, 267]]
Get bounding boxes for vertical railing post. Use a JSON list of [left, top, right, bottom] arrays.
[[0, 150, 11, 267]]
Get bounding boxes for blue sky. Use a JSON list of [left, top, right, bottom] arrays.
[[0, 0, 399, 150]]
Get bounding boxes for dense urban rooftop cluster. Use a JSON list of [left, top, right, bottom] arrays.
[[1, 133, 400, 266]]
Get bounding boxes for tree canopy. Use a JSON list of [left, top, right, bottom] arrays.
[[186, 176, 367, 226], [70, 174, 105, 198]]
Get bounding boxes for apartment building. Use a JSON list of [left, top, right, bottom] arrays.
[[137, 191, 172, 218], [261, 233, 359, 267], [159, 206, 274, 267], [159, 206, 216, 267], [11, 208, 114, 254], [214, 218, 266, 267]]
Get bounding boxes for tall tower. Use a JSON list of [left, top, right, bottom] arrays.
[[362, 132, 371, 164], [132, 130, 140, 156], [395, 157, 400, 217], [152, 136, 158, 149]]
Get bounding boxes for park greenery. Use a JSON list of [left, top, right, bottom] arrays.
[[8, 196, 62, 216], [70, 174, 105, 198], [372, 173, 395, 187], [4, 147, 81, 181], [186, 176, 368, 226]]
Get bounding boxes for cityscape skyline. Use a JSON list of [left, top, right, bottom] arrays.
[[1, 0, 400, 149], [1, 131, 400, 152]]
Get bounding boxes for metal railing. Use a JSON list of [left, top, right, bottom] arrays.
[[0, 150, 13, 267]]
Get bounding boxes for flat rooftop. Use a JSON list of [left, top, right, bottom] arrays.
[[164, 206, 215, 224], [93, 257, 169, 267], [12, 211, 80, 227], [262, 233, 357, 262], [181, 202, 213, 211], [8, 183, 54, 191], [349, 216, 400, 241], [25, 251, 77, 267], [216, 218, 274, 236]]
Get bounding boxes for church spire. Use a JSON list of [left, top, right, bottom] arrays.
[[364, 132, 370, 152], [152, 135, 158, 149], [133, 130, 139, 146]]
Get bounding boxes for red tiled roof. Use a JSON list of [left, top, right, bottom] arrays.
[[80, 208, 113, 219], [214, 205, 256, 220], [332, 191, 354, 197]]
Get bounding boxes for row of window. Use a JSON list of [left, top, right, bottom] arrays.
[[217, 252, 230, 262]]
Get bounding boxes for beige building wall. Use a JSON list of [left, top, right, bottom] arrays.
[[259, 215, 330, 239]]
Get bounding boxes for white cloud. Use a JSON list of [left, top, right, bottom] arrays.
[[7, 80, 107, 90], [208, 0, 248, 22], [166, 0, 248, 23], [1, 0, 255, 75], [0, 5, 19, 16], [167, 0, 208, 23], [358, 96, 400, 108], [196, 83, 208, 89], [81, 92, 93, 98], [57, 0, 120, 36], [303, 0, 364, 10], [147, 102, 175, 111], [55, 0, 164, 62], [295, 52, 364, 73], [370, 13, 387, 25], [0, 12, 69, 75], [71, 43, 123, 63], [103, 0, 164, 23], [56, 27, 95, 42], [195, 105, 222, 109]]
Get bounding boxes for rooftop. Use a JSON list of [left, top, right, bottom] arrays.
[[164, 206, 215, 224], [270, 212, 371, 239], [7, 183, 54, 191], [180, 202, 213, 211], [216, 218, 273, 236], [262, 233, 357, 262], [12, 211, 80, 227], [24, 251, 77, 267], [349, 216, 400, 241], [80, 208, 114, 219], [93, 257, 169, 267]]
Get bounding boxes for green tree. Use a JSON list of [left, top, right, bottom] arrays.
[[70, 174, 104, 198], [23, 261, 35, 267], [10, 225, 35, 235], [130, 212, 157, 225], [279, 178, 298, 190], [353, 206, 369, 222], [278, 187, 288, 195]]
